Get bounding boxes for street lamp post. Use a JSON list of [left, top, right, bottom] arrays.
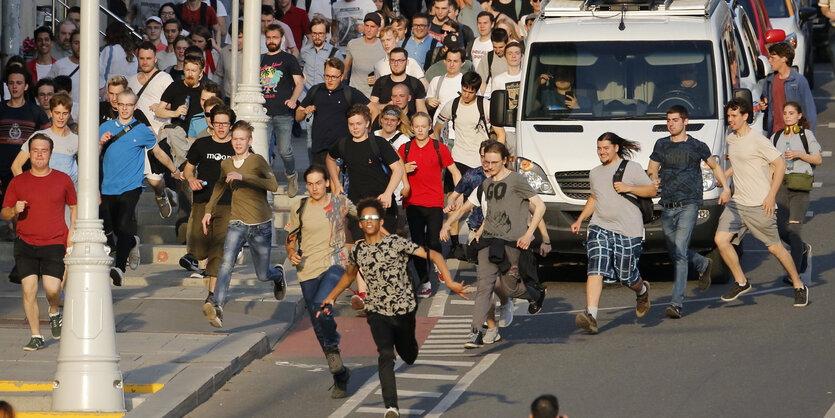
[[233, 0, 270, 159], [52, 2, 125, 412]]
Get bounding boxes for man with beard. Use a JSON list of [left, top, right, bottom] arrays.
[[50, 21, 77, 61], [260, 23, 303, 198], [157, 19, 183, 70], [300, 18, 343, 92], [46, 30, 81, 103], [155, 54, 205, 171], [371, 48, 428, 115]]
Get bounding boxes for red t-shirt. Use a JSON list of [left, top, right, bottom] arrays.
[[179, 3, 218, 32], [3, 170, 77, 246], [279, 7, 311, 52], [398, 139, 454, 208], [771, 75, 787, 135]]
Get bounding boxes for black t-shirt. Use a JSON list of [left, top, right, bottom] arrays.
[[167, 66, 185, 82], [299, 83, 370, 153], [160, 81, 204, 130], [98, 102, 150, 127], [260, 52, 303, 116], [491, 0, 533, 21], [0, 100, 50, 190], [371, 75, 426, 105], [186, 136, 235, 204], [328, 135, 399, 204]]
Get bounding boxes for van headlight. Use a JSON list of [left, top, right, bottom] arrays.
[[516, 157, 555, 195], [701, 157, 717, 191]]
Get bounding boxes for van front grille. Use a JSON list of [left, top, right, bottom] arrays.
[[554, 170, 591, 200]]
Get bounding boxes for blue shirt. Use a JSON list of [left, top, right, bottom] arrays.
[[403, 36, 434, 69], [299, 43, 344, 91], [454, 166, 487, 230], [188, 112, 208, 138], [649, 135, 711, 205], [99, 118, 157, 195]]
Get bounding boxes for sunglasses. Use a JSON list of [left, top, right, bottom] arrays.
[[359, 214, 381, 221]]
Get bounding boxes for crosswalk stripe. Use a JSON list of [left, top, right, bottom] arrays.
[[430, 329, 472, 334], [437, 318, 472, 323], [451, 300, 475, 305], [328, 360, 404, 418], [421, 343, 467, 348], [419, 349, 466, 354], [374, 389, 442, 398], [424, 354, 501, 417], [434, 323, 471, 328], [356, 407, 425, 414], [413, 359, 475, 367], [397, 373, 459, 380]]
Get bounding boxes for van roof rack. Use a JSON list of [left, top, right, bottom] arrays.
[[542, 0, 717, 17]]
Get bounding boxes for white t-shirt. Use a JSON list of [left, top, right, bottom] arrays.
[[127, 70, 175, 135], [99, 45, 138, 89], [36, 63, 53, 79], [437, 98, 491, 168], [490, 71, 522, 133], [470, 37, 493, 69], [157, 50, 177, 71], [374, 57, 425, 80], [46, 57, 81, 103], [428, 72, 464, 138], [297, 0, 333, 20], [376, 129, 410, 203]]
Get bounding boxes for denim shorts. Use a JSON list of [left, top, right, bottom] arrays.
[[585, 225, 643, 286]]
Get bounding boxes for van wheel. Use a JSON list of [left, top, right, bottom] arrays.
[[706, 247, 731, 284]]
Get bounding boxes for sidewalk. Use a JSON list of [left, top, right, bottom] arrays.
[[0, 260, 304, 417]]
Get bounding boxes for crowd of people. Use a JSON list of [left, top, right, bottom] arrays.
[[0, 1, 821, 416]]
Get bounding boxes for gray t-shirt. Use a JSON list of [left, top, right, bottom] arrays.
[[482, 172, 537, 241], [346, 38, 386, 98], [589, 159, 653, 238], [772, 129, 821, 176]]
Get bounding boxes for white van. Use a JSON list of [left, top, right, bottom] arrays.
[[491, 0, 761, 281]]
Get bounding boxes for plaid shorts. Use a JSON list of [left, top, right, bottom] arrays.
[[585, 225, 643, 286]]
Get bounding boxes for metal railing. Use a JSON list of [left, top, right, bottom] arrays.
[[50, 0, 142, 40]]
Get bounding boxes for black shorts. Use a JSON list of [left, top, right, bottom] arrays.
[[14, 238, 66, 280], [443, 162, 473, 193]]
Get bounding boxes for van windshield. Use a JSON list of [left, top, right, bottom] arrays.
[[522, 41, 717, 120]]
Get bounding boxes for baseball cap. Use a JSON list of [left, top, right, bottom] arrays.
[[364, 12, 382, 27], [443, 33, 463, 49], [145, 16, 163, 25]]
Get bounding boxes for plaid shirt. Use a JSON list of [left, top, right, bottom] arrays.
[[454, 166, 487, 231]]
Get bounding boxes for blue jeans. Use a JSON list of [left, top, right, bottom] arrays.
[[266, 113, 296, 177], [661, 203, 709, 307], [299, 265, 344, 349], [214, 220, 283, 307]]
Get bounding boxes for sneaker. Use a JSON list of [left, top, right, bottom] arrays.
[[497, 300, 514, 327], [463, 330, 484, 348], [165, 187, 178, 208], [417, 281, 432, 299], [273, 264, 287, 301], [204, 304, 223, 328], [179, 253, 200, 272], [190, 270, 208, 279], [665, 305, 682, 319], [287, 172, 299, 198], [110, 267, 124, 287], [350, 294, 366, 316], [698, 258, 712, 291], [128, 235, 141, 270], [720, 281, 751, 302], [49, 313, 62, 339], [635, 281, 650, 318], [23, 336, 44, 351], [204, 293, 214, 306], [384, 407, 400, 418], [793, 286, 809, 307], [575, 310, 598, 335], [483, 327, 502, 344], [528, 286, 547, 315], [331, 367, 351, 399], [155, 192, 172, 218]]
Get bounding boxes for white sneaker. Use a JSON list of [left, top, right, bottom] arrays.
[[384, 407, 400, 418], [483, 327, 502, 344], [497, 299, 514, 327], [128, 235, 141, 270], [417, 281, 431, 298]]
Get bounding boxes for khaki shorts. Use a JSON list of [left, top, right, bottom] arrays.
[[717, 200, 781, 247]]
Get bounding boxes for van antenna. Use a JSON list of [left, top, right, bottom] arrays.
[[618, 7, 626, 30]]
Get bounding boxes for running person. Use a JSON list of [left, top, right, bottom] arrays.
[[320, 197, 470, 418], [201, 121, 287, 328]]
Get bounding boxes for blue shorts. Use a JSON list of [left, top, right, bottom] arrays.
[[585, 225, 643, 286]]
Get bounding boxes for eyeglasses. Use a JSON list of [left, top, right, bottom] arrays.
[[359, 214, 381, 221], [311, 31, 327, 36], [390, 59, 406, 63], [324, 74, 342, 80], [412, 23, 427, 28], [213, 122, 230, 127], [117, 102, 136, 107]]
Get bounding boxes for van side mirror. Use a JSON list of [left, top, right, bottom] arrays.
[[490, 90, 515, 127], [733, 88, 754, 124], [755, 55, 770, 80], [765, 29, 786, 43], [799, 6, 817, 21]]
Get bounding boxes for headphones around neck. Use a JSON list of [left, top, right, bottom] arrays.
[[784, 125, 801, 135]]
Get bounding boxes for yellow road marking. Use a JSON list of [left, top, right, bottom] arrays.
[[0, 381, 163, 393]]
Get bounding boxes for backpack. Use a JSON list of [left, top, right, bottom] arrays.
[[772, 129, 811, 157], [286, 197, 309, 246], [450, 95, 490, 139], [613, 159, 654, 224], [174, 2, 210, 31], [403, 138, 444, 174], [307, 83, 353, 108], [485, 51, 495, 86], [337, 135, 392, 176]]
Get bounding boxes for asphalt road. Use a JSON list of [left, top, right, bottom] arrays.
[[188, 65, 835, 418]]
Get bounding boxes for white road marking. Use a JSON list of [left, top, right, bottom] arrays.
[[430, 329, 472, 334], [413, 359, 475, 367], [450, 300, 475, 305], [328, 359, 404, 418], [356, 407, 425, 414], [418, 352, 473, 357], [428, 288, 450, 318], [420, 343, 469, 349], [425, 336, 469, 341], [813, 182, 822, 188], [823, 400, 835, 418], [419, 349, 466, 354], [434, 323, 471, 328], [397, 372, 459, 381], [823, 151, 832, 157], [458, 271, 477, 277], [374, 389, 442, 398], [807, 211, 814, 218], [827, 123, 835, 128], [437, 318, 472, 323], [424, 354, 501, 417]]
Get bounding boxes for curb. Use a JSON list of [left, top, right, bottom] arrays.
[[123, 295, 305, 418]]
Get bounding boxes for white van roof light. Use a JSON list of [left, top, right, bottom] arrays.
[[541, 0, 717, 17]]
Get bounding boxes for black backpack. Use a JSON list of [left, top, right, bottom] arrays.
[[484, 51, 495, 86], [450, 95, 490, 140], [174, 2, 212, 31], [613, 159, 654, 224], [337, 135, 392, 176], [403, 138, 443, 173], [306, 83, 353, 109], [772, 129, 811, 155]]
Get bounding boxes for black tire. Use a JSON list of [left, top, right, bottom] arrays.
[[706, 247, 731, 284]]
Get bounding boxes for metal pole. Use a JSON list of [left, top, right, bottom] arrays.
[[51, 0, 56, 37], [233, 0, 270, 160], [52, 0, 125, 412], [230, 0, 239, 108]]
